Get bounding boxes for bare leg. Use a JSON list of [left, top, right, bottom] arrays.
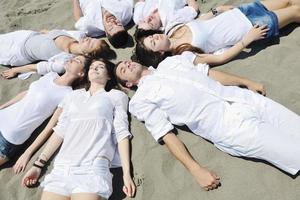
[[41, 191, 70, 200], [71, 193, 105, 200], [260, 0, 300, 10], [0, 157, 8, 166], [273, 5, 300, 28]]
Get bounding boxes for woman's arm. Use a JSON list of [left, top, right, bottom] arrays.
[[13, 107, 63, 174], [0, 90, 27, 110], [162, 132, 220, 191], [187, 0, 200, 14], [118, 137, 136, 197], [198, 5, 234, 20], [21, 132, 64, 187], [73, 0, 83, 21], [208, 69, 266, 95], [0, 64, 37, 79], [196, 25, 268, 66]]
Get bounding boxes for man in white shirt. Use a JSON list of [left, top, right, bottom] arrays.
[[114, 52, 300, 191], [73, 0, 133, 48]]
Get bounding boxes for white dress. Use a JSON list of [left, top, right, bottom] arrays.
[[129, 52, 300, 175]]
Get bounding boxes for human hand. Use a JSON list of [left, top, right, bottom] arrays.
[[123, 173, 136, 197], [191, 166, 220, 191], [247, 81, 266, 96], [244, 24, 269, 44], [13, 152, 31, 174], [0, 69, 17, 79], [21, 166, 42, 187]]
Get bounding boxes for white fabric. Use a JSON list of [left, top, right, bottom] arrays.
[[183, 8, 252, 53], [42, 157, 112, 198], [75, 0, 133, 37], [0, 72, 72, 144], [133, 0, 196, 33], [129, 52, 300, 175], [0, 30, 34, 66], [36, 52, 74, 76], [52, 89, 131, 166]]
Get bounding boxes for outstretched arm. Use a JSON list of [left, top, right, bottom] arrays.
[[162, 132, 220, 191], [208, 69, 266, 95], [187, 0, 200, 14], [73, 0, 83, 21], [198, 5, 234, 20], [195, 25, 269, 66], [13, 107, 63, 174], [22, 132, 64, 187], [0, 64, 37, 79], [0, 90, 27, 110], [118, 137, 136, 197]]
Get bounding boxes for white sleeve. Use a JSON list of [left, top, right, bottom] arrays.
[[133, 1, 145, 24], [112, 91, 132, 143], [181, 51, 210, 75], [36, 53, 74, 75], [129, 96, 174, 142], [171, 6, 197, 24]]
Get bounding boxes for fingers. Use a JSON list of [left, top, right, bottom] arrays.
[[22, 176, 37, 187], [0, 70, 15, 79], [123, 183, 136, 197], [13, 162, 25, 174]]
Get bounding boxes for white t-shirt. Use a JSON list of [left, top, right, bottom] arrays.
[[52, 89, 132, 166], [0, 72, 72, 144], [75, 0, 133, 37]]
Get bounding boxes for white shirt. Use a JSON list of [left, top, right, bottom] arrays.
[[75, 0, 133, 37], [52, 89, 131, 166], [0, 72, 72, 144], [129, 52, 265, 143], [133, 0, 196, 33]]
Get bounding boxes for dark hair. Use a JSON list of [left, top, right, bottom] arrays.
[[71, 56, 92, 89], [85, 58, 118, 91], [132, 28, 170, 68], [133, 28, 204, 68], [107, 30, 129, 48], [87, 40, 116, 60]]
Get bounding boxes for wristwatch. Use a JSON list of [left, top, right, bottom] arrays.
[[211, 8, 218, 16]]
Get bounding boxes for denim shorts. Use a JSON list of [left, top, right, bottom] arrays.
[[238, 1, 279, 39], [0, 131, 21, 160]]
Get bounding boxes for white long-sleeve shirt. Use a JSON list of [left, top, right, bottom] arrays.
[[75, 0, 133, 37], [129, 52, 266, 143], [52, 89, 132, 166]]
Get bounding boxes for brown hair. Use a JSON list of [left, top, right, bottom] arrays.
[[71, 56, 92, 90]]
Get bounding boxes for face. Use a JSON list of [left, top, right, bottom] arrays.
[[143, 34, 170, 52], [78, 37, 103, 56], [88, 60, 110, 84], [116, 61, 143, 87], [138, 9, 161, 30], [103, 11, 125, 36], [64, 56, 86, 76]]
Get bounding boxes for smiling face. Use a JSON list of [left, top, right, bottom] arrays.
[[88, 60, 110, 85], [78, 37, 104, 56], [64, 55, 86, 77], [143, 34, 170, 52], [138, 9, 162, 30], [115, 60, 144, 88], [102, 10, 125, 36]]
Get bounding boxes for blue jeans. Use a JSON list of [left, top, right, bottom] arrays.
[[238, 1, 279, 39], [0, 131, 21, 160]]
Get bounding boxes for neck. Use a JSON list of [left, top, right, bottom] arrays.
[[55, 73, 77, 86], [169, 38, 177, 50], [89, 83, 105, 95], [69, 42, 82, 55], [136, 68, 151, 85]]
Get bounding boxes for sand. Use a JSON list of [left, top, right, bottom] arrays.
[[0, 0, 300, 200]]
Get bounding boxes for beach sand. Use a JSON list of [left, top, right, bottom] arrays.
[[0, 0, 299, 199]]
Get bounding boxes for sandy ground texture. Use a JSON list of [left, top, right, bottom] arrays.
[[0, 0, 300, 200]]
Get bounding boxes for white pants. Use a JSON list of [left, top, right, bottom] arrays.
[[213, 97, 300, 175], [41, 158, 113, 199], [0, 30, 33, 66]]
